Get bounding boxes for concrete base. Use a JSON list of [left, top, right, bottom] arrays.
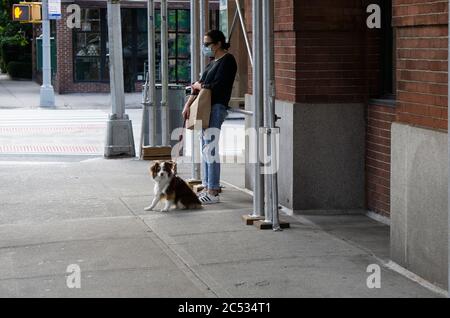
[[245, 95, 365, 211], [253, 220, 291, 230], [104, 115, 136, 158], [39, 85, 55, 107], [390, 122, 448, 289]]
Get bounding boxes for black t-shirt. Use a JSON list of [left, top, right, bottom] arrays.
[[199, 53, 237, 108]]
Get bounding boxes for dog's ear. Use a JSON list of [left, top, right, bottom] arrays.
[[150, 162, 160, 178]]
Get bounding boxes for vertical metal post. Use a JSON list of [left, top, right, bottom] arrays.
[[161, 0, 169, 146], [148, 0, 157, 147], [235, 0, 253, 67], [105, 0, 135, 158], [107, 0, 125, 118], [199, 0, 209, 73], [191, 0, 201, 180], [251, 0, 264, 218], [40, 0, 55, 107], [263, 0, 280, 230]]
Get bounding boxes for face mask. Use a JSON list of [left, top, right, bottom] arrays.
[[202, 46, 214, 58]]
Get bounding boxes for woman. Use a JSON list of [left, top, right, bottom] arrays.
[[182, 30, 237, 205]]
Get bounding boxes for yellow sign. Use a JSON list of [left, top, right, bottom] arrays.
[[12, 3, 41, 23], [12, 4, 30, 21]]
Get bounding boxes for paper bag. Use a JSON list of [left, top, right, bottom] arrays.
[[186, 88, 211, 130]]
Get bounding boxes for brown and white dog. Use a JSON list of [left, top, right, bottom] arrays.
[[144, 161, 202, 212]]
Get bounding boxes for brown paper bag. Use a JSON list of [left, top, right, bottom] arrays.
[[186, 88, 212, 130]]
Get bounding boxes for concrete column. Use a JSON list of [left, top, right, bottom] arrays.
[[104, 0, 135, 158]]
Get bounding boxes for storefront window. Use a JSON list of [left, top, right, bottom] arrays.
[[73, 8, 108, 82], [72, 7, 218, 86]]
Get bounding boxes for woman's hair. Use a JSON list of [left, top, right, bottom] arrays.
[[206, 30, 231, 50]]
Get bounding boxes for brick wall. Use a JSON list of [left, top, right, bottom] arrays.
[[366, 101, 396, 216], [245, 0, 298, 102], [393, 0, 448, 131], [245, 0, 382, 103], [295, 0, 382, 103]]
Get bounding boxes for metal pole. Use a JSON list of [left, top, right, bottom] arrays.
[[191, 0, 201, 180], [140, 70, 149, 158], [250, 0, 264, 218], [108, 0, 125, 118], [148, 0, 157, 147], [161, 0, 169, 146], [105, 0, 135, 158], [40, 0, 55, 107], [199, 0, 209, 73], [263, 0, 280, 230], [228, 8, 238, 42], [235, 0, 253, 67]]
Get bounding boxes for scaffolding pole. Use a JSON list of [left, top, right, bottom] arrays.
[[199, 0, 209, 73], [160, 0, 170, 146], [250, 0, 264, 218], [190, 0, 201, 180], [235, 0, 253, 67], [148, 0, 157, 147], [140, 0, 157, 157], [262, 0, 281, 231]]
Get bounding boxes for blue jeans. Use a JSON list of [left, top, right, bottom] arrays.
[[201, 103, 229, 191]]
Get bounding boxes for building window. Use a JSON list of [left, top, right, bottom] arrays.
[[154, 9, 191, 84], [73, 8, 108, 82]]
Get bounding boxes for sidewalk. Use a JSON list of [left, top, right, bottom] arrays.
[[0, 157, 442, 297]]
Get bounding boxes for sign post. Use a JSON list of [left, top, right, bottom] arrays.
[[40, 0, 55, 107]]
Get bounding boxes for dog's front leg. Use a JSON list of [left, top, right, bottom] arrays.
[[144, 194, 161, 211], [160, 200, 172, 212]]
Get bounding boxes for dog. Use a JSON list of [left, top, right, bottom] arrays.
[[144, 161, 202, 212]]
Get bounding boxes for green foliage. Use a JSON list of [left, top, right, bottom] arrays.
[[0, 0, 32, 74], [7, 61, 31, 79]]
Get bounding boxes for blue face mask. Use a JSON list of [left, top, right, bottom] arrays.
[[202, 46, 214, 58]]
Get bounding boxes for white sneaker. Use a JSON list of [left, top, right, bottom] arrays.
[[199, 193, 220, 205]]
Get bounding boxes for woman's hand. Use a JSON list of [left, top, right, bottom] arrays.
[[182, 105, 190, 121], [192, 82, 202, 91]]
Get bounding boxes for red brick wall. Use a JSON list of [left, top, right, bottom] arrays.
[[295, 0, 382, 103], [366, 102, 396, 216], [245, 0, 382, 104], [245, 0, 298, 102], [393, 0, 448, 131]]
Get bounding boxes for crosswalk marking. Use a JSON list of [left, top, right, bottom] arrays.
[[0, 110, 108, 155]]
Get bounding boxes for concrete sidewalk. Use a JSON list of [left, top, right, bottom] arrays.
[[0, 157, 442, 297]]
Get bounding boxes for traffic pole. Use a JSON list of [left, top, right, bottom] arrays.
[[40, 0, 55, 107]]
